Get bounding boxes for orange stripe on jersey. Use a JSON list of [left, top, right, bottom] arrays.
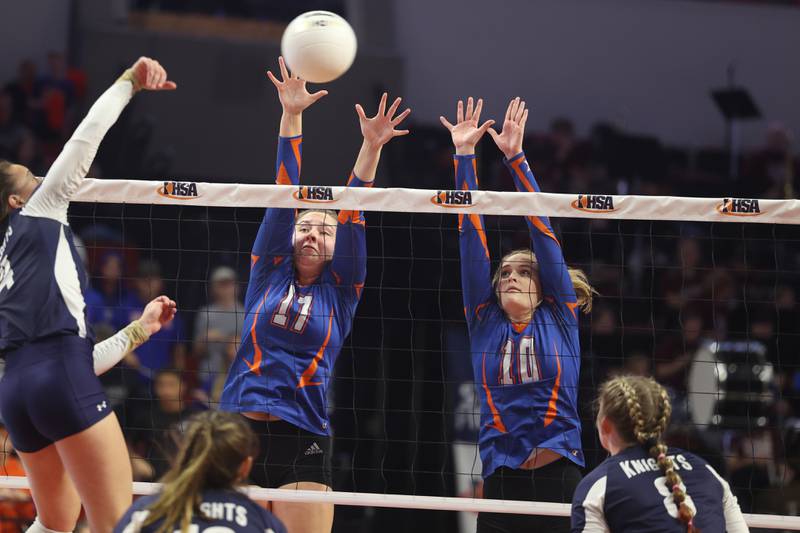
[[250, 254, 260, 269], [511, 321, 529, 334], [297, 309, 334, 389], [527, 216, 560, 247], [337, 210, 365, 226], [469, 214, 490, 259], [290, 137, 302, 173], [243, 288, 271, 375], [273, 256, 285, 266], [543, 342, 562, 427], [474, 301, 490, 321], [510, 158, 535, 192], [482, 353, 507, 433], [276, 162, 292, 185], [354, 282, 364, 298], [566, 301, 579, 320]]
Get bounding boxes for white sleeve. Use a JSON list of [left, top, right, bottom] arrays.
[[706, 465, 750, 533], [92, 329, 131, 375], [92, 320, 149, 375], [574, 476, 611, 533], [22, 80, 134, 224]]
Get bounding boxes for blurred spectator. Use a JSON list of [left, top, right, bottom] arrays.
[[85, 250, 134, 332], [193, 266, 244, 376], [654, 312, 706, 424], [0, 90, 30, 161], [2, 60, 42, 129], [743, 122, 798, 199], [122, 260, 187, 377], [127, 369, 204, 479]]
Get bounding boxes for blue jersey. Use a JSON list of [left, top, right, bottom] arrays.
[[0, 82, 133, 354], [221, 135, 368, 436], [571, 446, 749, 533], [114, 489, 286, 533], [455, 152, 583, 478]]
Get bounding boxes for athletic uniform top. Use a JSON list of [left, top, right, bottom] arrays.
[[456, 152, 584, 478], [0, 81, 133, 354], [114, 488, 287, 533], [571, 446, 749, 532], [220, 135, 369, 436]]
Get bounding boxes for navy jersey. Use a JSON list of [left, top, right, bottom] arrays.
[[456, 153, 584, 478], [0, 82, 133, 353], [571, 446, 749, 533], [221, 135, 368, 436], [114, 489, 286, 533]]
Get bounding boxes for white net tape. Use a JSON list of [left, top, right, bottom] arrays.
[[73, 178, 800, 224]]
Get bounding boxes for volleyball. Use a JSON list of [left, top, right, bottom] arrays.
[[280, 11, 357, 83]]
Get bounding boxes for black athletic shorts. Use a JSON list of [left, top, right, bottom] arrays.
[[0, 335, 111, 453], [245, 416, 332, 488], [477, 458, 582, 533]]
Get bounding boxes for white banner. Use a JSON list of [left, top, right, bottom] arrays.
[[72, 179, 800, 225]]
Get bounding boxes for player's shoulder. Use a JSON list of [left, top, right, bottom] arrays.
[[574, 455, 613, 501]]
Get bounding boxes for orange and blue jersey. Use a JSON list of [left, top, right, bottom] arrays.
[[220, 135, 369, 436], [455, 152, 584, 478]]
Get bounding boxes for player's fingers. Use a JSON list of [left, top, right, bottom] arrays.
[[158, 81, 178, 91], [392, 108, 411, 125], [310, 89, 329, 102], [520, 108, 529, 129], [439, 116, 454, 131], [377, 92, 388, 116], [456, 100, 464, 123], [477, 119, 495, 136], [355, 104, 368, 121], [465, 97, 474, 121], [473, 98, 484, 124], [386, 96, 402, 119], [392, 129, 410, 137], [266, 70, 281, 87], [504, 99, 514, 122], [515, 100, 526, 123], [509, 97, 520, 123], [487, 127, 500, 141], [278, 56, 290, 81]]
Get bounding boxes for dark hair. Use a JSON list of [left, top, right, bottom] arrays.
[[0, 160, 16, 221], [598, 376, 699, 533], [142, 411, 258, 533]]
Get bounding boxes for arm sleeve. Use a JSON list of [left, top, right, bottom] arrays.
[[454, 155, 494, 328], [504, 152, 579, 320], [23, 81, 134, 224], [706, 465, 750, 533], [329, 172, 371, 302], [245, 135, 302, 308], [571, 475, 611, 533], [92, 320, 150, 375]]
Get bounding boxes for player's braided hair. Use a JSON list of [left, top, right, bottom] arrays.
[[491, 248, 597, 313], [141, 410, 258, 533], [0, 160, 14, 221], [599, 375, 699, 533]]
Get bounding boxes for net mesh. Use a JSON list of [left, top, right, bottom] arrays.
[[1, 181, 799, 531]]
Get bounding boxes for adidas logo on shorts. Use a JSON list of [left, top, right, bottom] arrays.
[[304, 442, 323, 456]]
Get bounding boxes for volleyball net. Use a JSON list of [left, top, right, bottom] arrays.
[[0, 178, 799, 531]]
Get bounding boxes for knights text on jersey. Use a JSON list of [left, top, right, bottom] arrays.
[[455, 152, 584, 478], [220, 135, 368, 436], [114, 489, 286, 533], [571, 446, 744, 533], [0, 210, 93, 352]]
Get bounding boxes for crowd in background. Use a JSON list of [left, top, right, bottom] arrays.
[[1, 50, 799, 532]]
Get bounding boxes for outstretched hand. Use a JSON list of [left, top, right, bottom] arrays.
[[128, 57, 177, 92], [440, 97, 494, 155], [267, 56, 328, 115], [487, 97, 528, 159], [139, 295, 177, 336], [355, 92, 411, 148]]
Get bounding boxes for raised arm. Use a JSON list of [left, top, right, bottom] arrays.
[[23, 57, 175, 224], [489, 98, 578, 316], [330, 93, 410, 300], [246, 57, 327, 306], [440, 98, 496, 327]]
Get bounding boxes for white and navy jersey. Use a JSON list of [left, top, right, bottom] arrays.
[[571, 446, 749, 533], [114, 489, 287, 533], [0, 81, 133, 353]]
